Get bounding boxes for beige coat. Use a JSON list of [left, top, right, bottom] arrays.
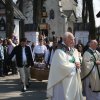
[[81, 49, 100, 92], [47, 49, 83, 100]]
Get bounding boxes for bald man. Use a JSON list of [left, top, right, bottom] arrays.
[[81, 40, 100, 100], [47, 32, 83, 100]]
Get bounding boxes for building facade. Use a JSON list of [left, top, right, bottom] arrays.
[[0, 0, 25, 41], [43, 0, 65, 37], [16, 0, 77, 42]]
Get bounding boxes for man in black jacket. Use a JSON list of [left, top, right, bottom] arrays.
[[9, 37, 33, 92]]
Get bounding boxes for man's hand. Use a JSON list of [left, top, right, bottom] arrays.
[[75, 62, 80, 69], [96, 60, 100, 65]]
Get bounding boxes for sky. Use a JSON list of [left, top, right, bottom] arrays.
[[93, 0, 100, 27], [13, 0, 17, 3]]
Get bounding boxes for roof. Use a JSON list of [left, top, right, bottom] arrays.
[[59, 0, 77, 20], [1, 0, 26, 19]]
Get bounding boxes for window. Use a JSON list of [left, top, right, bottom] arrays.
[[42, 18, 46, 23], [0, 17, 6, 31], [49, 9, 55, 19], [42, 7, 46, 12]]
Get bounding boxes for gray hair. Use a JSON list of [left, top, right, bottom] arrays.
[[63, 32, 74, 40]]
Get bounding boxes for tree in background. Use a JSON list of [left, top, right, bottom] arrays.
[[82, 0, 96, 39], [16, 0, 25, 38], [5, 0, 14, 38]]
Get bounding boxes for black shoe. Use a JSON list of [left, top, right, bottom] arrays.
[[0, 74, 5, 77], [26, 84, 29, 88], [11, 72, 17, 75], [21, 89, 25, 92], [21, 88, 26, 92], [4, 73, 8, 76]]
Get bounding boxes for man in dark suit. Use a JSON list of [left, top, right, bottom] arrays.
[[9, 37, 33, 92]]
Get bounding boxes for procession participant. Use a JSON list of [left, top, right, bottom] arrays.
[[7, 39, 17, 74], [3, 39, 9, 75], [31, 42, 35, 53], [81, 39, 100, 100], [76, 44, 83, 63], [0, 38, 4, 77], [48, 38, 58, 66], [76, 39, 84, 51], [47, 32, 83, 100], [8, 38, 33, 92], [33, 38, 48, 66], [30, 42, 35, 63]]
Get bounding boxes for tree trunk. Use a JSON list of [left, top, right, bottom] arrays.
[[5, 0, 14, 38], [33, 0, 43, 31], [86, 0, 96, 39], [33, 0, 39, 31], [82, 0, 96, 40], [17, 0, 24, 38], [82, 0, 88, 23]]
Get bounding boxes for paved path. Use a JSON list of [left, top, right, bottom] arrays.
[[0, 74, 48, 100], [0, 74, 86, 100]]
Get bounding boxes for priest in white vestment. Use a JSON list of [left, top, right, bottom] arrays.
[[47, 32, 84, 100], [81, 40, 100, 100]]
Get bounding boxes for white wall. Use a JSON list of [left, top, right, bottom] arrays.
[[61, 0, 77, 33], [23, 0, 33, 24], [14, 19, 20, 42], [0, 31, 6, 39], [0, 18, 20, 40], [61, 0, 76, 11], [25, 31, 39, 46], [44, 0, 65, 37], [75, 31, 89, 45]]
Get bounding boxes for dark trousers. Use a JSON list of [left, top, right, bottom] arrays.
[[0, 60, 4, 76], [3, 60, 9, 75], [10, 61, 17, 74]]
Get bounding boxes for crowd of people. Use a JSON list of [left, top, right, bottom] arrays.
[[0, 37, 17, 77], [0, 32, 100, 100], [47, 32, 100, 100]]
